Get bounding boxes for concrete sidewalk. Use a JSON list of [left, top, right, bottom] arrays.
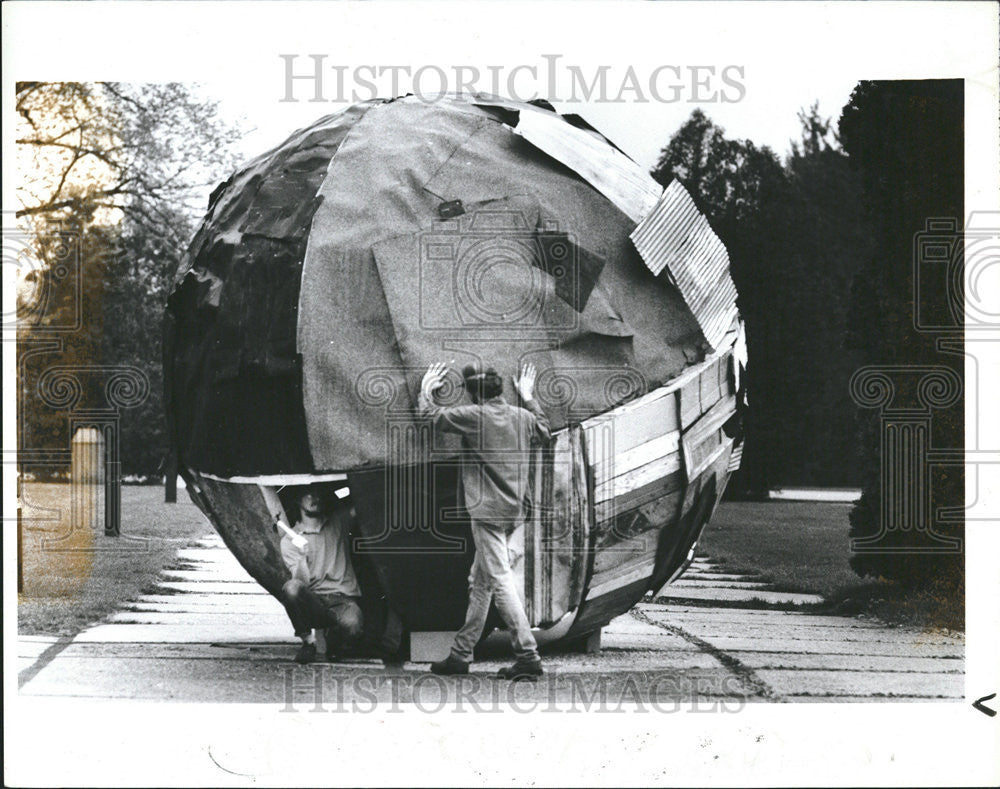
[[656, 556, 826, 606], [18, 534, 964, 704]]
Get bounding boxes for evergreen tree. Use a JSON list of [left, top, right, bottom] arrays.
[[652, 104, 873, 493], [838, 80, 964, 588]]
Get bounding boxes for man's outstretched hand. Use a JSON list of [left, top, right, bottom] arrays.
[[513, 362, 537, 402], [421, 362, 448, 402]]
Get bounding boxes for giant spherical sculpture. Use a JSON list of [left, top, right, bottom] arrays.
[[165, 94, 745, 654]]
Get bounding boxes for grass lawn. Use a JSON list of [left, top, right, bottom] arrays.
[[699, 501, 858, 597], [18, 483, 213, 636], [698, 500, 963, 631]]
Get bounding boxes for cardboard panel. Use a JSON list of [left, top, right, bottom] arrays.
[[525, 425, 590, 627], [583, 389, 679, 468], [681, 396, 737, 483], [679, 377, 702, 429], [700, 357, 724, 410]]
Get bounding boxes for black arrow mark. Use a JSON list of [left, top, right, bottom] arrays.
[[973, 692, 997, 717]]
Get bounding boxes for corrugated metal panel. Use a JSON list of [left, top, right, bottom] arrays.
[[513, 109, 663, 223], [727, 441, 744, 472], [630, 180, 739, 351]]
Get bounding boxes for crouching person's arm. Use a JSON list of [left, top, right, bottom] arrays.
[[280, 532, 310, 585]]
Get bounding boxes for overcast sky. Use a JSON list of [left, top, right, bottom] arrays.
[[192, 0, 882, 174], [209, 68, 861, 174], [4, 1, 996, 201]]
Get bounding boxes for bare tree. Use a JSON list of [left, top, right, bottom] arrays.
[[16, 82, 244, 481], [16, 82, 242, 247]]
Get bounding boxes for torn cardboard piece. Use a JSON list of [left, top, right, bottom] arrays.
[[511, 108, 663, 224]]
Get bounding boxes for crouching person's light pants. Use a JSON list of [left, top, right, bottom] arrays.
[[450, 520, 539, 663]]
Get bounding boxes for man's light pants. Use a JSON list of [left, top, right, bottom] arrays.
[[450, 520, 540, 663]]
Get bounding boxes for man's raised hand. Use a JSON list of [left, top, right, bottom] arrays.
[[514, 362, 537, 402], [421, 362, 448, 401]]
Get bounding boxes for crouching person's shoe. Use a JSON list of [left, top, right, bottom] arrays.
[[294, 642, 317, 665], [430, 654, 470, 675], [497, 657, 544, 681]]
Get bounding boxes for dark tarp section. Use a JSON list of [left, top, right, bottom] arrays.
[[166, 103, 379, 476], [348, 463, 478, 631]]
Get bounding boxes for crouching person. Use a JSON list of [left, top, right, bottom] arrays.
[[281, 485, 363, 664]]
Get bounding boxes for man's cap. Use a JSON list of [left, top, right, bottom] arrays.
[[462, 363, 499, 383]]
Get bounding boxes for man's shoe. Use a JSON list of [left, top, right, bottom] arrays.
[[430, 654, 470, 675], [496, 658, 544, 681], [381, 654, 405, 669], [294, 642, 317, 664]]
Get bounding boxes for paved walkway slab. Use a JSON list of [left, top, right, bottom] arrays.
[[675, 572, 760, 582], [654, 586, 825, 605], [757, 668, 963, 698], [656, 605, 899, 628], [154, 581, 269, 595], [121, 601, 286, 615], [728, 650, 962, 674], [649, 618, 964, 647], [163, 569, 256, 580], [107, 611, 290, 625], [670, 579, 773, 589], [73, 623, 295, 643]]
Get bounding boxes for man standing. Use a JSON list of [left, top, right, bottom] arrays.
[[419, 361, 551, 680], [280, 485, 363, 664]]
